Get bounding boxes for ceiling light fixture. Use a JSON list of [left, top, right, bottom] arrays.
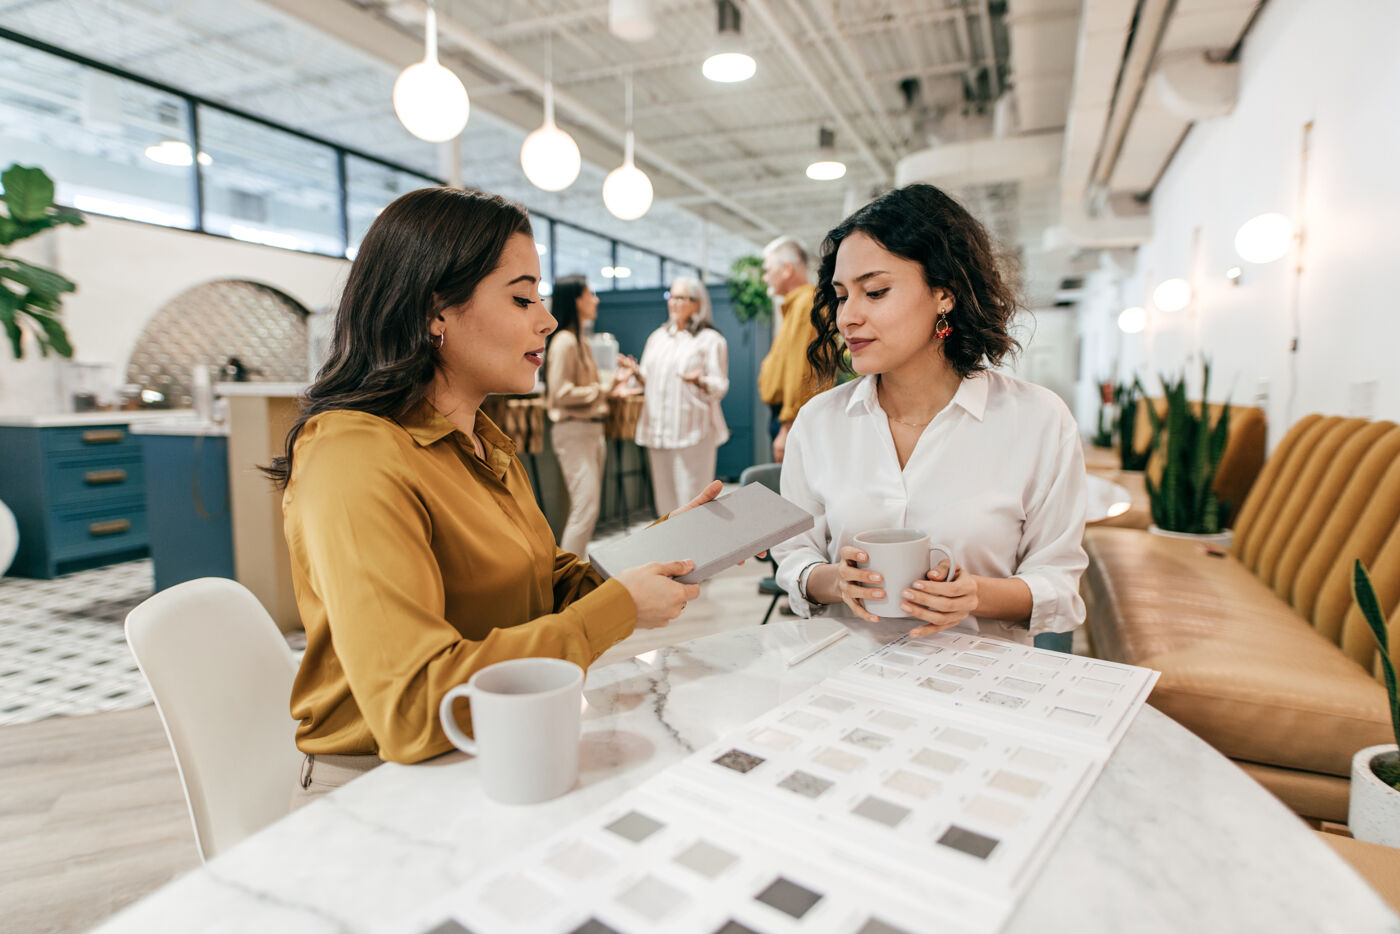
[[1153, 278, 1191, 313], [602, 73, 653, 220], [609, 0, 656, 42], [806, 127, 846, 181], [702, 0, 756, 83], [144, 140, 211, 167], [520, 32, 581, 191], [1234, 212, 1293, 264], [393, 0, 469, 143], [1117, 306, 1146, 334]]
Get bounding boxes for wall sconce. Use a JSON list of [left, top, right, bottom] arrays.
[[1234, 212, 1293, 264], [1117, 306, 1146, 334], [1225, 265, 1243, 286], [1152, 278, 1191, 313]]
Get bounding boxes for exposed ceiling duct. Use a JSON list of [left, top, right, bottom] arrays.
[[1152, 49, 1240, 121]]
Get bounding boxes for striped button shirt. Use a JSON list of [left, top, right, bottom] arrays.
[[634, 323, 730, 450]]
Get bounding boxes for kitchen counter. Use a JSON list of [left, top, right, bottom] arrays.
[[129, 417, 230, 438], [0, 409, 196, 428]]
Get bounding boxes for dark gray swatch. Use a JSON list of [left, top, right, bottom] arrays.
[[569, 921, 624, 934], [858, 919, 917, 934], [712, 922, 763, 934], [713, 748, 766, 773], [755, 876, 823, 919], [421, 921, 478, 934], [937, 824, 1000, 860]]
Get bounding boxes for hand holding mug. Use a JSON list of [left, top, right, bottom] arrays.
[[834, 543, 884, 623], [904, 559, 979, 637]]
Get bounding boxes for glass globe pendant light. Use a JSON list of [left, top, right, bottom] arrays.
[[520, 33, 581, 191], [603, 73, 653, 220], [393, 1, 470, 143]]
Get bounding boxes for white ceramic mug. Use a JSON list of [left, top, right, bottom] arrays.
[[852, 528, 958, 619], [438, 657, 584, 805]]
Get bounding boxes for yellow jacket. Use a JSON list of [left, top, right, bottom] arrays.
[[757, 282, 821, 423]]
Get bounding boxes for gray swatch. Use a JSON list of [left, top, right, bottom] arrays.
[[569, 921, 624, 934], [714, 748, 766, 773], [675, 839, 739, 878], [712, 922, 763, 934], [842, 728, 892, 750], [852, 795, 911, 828], [755, 876, 823, 919], [859, 919, 917, 934], [778, 770, 834, 798], [604, 810, 664, 843], [937, 824, 1000, 860], [421, 921, 478, 934]]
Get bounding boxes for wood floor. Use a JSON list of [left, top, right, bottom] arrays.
[[0, 706, 198, 934]]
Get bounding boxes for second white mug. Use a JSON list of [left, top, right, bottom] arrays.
[[852, 528, 958, 619], [438, 657, 583, 805]]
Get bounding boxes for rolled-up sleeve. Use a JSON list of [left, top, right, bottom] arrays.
[[1012, 423, 1088, 636], [695, 331, 729, 401], [773, 414, 832, 617]]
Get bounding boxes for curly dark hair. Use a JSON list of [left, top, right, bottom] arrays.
[[807, 183, 1022, 384]]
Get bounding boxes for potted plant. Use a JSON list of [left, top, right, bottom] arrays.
[[0, 163, 84, 359], [1350, 558, 1400, 846], [727, 255, 772, 325], [1143, 360, 1233, 547], [1092, 379, 1115, 448], [1115, 378, 1151, 471]]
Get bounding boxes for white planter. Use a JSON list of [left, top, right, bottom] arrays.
[[1148, 524, 1234, 550], [1350, 744, 1400, 847]]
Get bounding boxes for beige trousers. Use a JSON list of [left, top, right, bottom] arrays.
[[292, 753, 383, 810], [647, 441, 719, 518], [551, 420, 608, 557]]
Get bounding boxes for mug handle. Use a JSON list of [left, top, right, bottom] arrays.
[[928, 544, 958, 582], [438, 684, 477, 755]]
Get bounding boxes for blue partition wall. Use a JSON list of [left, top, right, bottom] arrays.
[[595, 286, 772, 480]]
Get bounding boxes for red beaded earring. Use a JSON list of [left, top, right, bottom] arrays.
[[934, 312, 953, 340]]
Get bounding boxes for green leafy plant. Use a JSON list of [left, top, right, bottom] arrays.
[[0, 164, 84, 359], [1353, 559, 1400, 790], [1114, 378, 1151, 470], [727, 255, 772, 325], [1144, 360, 1230, 534]]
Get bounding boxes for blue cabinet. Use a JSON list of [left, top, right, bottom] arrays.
[[136, 432, 235, 593], [0, 422, 150, 578]]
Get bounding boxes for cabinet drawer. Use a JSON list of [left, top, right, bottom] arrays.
[[41, 424, 141, 458], [49, 455, 145, 507], [52, 503, 148, 559]]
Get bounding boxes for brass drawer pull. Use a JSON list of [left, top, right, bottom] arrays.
[[88, 519, 132, 537], [84, 469, 128, 485], [81, 429, 125, 444]]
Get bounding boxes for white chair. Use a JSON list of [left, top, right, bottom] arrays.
[[125, 577, 301, 861]]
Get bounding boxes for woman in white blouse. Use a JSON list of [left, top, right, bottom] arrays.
[[773, 184, 1087, 646], [616, 276, 730, 517]]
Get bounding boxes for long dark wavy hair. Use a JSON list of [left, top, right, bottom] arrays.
[[264, 187, 532, 488], [546, 275, 588, 346], [807, 183, 1022, 385]]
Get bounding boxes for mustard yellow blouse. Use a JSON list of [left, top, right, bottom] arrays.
[[283, 400, 636, 764], [757, 282, 821, 424]]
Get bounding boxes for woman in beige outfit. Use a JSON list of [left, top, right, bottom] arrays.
[[546, 275, 613, 556]]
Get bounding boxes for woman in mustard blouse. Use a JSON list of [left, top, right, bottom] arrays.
[[267, 187, 714, 799]]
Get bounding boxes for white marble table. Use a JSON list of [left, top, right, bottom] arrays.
[[96, 620, 1397, 934]]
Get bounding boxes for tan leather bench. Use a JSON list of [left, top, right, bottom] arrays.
[[1084, 415, 1400, 822]]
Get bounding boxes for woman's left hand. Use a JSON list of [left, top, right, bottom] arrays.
[[903, 562, 980, 637]]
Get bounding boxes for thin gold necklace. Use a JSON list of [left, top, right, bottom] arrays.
[[878, 379, 939, 428]]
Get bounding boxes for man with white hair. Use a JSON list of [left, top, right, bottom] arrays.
[[757, 236, 820, 462]]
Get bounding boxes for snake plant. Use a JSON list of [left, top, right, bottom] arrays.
[[1115, 378, 1151, 470], [1354, 559, 1400, 790], [1143, 360, 1231, 534]]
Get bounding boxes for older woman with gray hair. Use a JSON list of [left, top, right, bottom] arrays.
[[616, 276, 730, 517]]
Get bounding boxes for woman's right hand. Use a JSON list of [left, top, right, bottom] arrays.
[[832, 545, 884, 624], [615, 559, 701, 629]]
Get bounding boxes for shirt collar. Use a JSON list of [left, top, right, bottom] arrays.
[[397, 397, 518, 460], [781, 282, 815, 314], [845, 371, 989, 422]]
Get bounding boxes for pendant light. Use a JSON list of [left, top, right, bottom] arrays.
[[1234, 212, 1293, 264], [806, 127, 846, 180], [1152, 278, 1191, 313], [702, 0, 756, 83], [603, 73, 653, 220], [520, 32, 581, 191], [1117, 306, 1146, 334], [609, 0, 656, 42], [393, 0, 470, 143]]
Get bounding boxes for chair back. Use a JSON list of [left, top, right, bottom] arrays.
[[125, 577, 300, 860], [739, 462, 782, 494]]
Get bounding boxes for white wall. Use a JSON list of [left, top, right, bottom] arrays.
[[0, 215, 347, 414], [1078, 0, 1400, 446]]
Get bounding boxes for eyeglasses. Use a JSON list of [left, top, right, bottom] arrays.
[[665, 291, 699, 302]]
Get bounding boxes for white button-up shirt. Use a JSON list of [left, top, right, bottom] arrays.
[[773, 370, 1088, 645], [634, 324, 730, 450]]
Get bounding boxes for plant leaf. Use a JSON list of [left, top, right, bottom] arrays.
[[1354, 560, 1400, 750], [0, 257, 77, 297], [29, 310, 73, 358], [0, 284, 21, 358], [1, 164, 56, 222]]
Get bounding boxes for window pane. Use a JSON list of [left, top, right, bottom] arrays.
[[198, 107, 341, 255], [614, 244, 661, 290], [345, 156, 435, 256], [554, 223, 613, 294], [662, 259, 700, 287], [0, 37, 195, 227]]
